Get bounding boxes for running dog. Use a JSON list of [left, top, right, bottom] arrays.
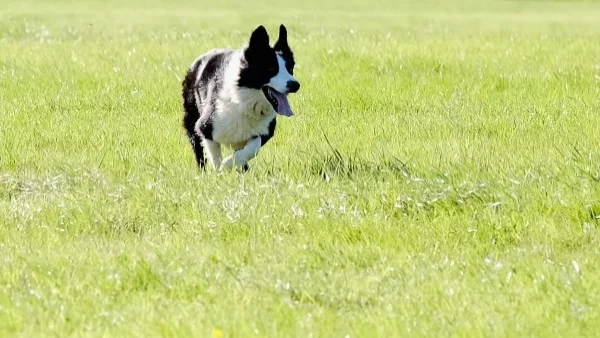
[[181, 24, 300, 171]]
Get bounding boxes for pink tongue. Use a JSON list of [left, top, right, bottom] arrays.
[[272, 90, 294, 117]]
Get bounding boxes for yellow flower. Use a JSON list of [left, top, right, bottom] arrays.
[[212, 328, 224, 338]]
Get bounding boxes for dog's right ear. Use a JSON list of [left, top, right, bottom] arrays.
[[247, 25, 270, 51]]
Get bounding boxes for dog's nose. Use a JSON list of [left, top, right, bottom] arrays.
[[287, 80, 300, 93]]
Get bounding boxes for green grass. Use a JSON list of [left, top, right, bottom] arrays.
[[2, 0, 600, 336]]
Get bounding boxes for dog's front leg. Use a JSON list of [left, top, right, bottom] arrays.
[[222, 136, 261, 170]]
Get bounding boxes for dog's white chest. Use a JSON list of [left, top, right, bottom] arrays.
[[211, 87, 276, 147], [212, 109, 274, 147]]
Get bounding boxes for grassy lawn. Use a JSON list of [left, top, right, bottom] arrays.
[[1, 0, 600, 336]]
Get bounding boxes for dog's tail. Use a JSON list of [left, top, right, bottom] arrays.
[[181, 67, 199, 133], [181, 64, 205, 168]]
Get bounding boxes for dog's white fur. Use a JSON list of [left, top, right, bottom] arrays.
[[268, 52, 296, 93]]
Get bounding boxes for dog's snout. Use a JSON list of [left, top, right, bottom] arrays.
[[287, 80, 300, 93]]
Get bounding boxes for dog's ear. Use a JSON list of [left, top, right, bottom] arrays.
[[274, 24, 289, 52], [248, 25, 270, 50], [245, 25, 270, 62]]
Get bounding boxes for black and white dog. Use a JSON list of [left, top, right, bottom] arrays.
[[181, 24, 300, 171]]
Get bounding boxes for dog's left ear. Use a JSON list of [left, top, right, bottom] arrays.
[[274, 24, 291, 53]]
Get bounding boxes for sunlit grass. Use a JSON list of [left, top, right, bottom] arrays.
[[1, 0, 600, 336]]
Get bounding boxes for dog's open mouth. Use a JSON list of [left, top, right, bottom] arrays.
[[262, 86, 294, 117]]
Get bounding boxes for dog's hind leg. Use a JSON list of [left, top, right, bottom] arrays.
[[203, 139, 222, 170]]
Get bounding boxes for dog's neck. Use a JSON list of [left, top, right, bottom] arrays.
[[220, 51, 276, 120]]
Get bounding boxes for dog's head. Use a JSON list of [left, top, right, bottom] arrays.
[[238, 24, 299, 117]]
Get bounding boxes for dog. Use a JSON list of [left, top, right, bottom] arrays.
[[181, 24, 300, 172]]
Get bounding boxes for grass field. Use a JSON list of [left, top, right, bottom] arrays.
[[2, 0, 600, 336]]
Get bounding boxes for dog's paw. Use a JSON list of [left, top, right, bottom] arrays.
[[221, 156, 248, 172], [222, 156, 234, 170]]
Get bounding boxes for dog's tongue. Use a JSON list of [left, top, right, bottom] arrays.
[[273, 90, 294, 117]]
